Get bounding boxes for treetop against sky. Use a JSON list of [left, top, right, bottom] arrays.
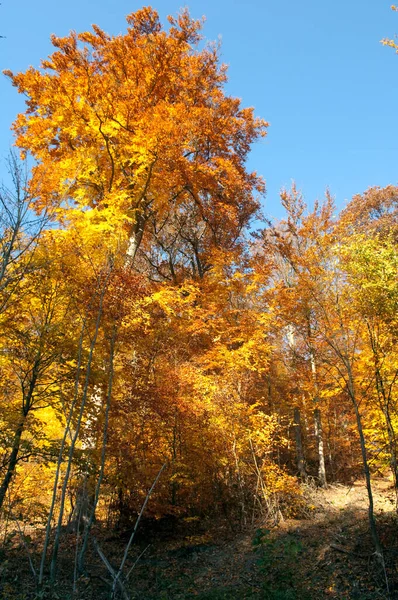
[[1, 0, 397, 219]]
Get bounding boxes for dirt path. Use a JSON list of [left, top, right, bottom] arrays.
[[127, 479, 398, 599], [1, 479, 397, 599]]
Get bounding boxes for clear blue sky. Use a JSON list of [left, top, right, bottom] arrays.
[[1, 1, 397, 219]]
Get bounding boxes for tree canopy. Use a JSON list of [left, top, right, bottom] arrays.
[[0, 6, 398, 598]]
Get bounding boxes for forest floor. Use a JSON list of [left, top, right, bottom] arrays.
[[1, 478, 398, 599]]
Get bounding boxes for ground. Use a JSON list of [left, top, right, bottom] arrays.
[[1, 478, 398, 599]]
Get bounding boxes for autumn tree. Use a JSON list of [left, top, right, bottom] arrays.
[[340, 185, 398, 240], [256, 187, 337, 486], [1, 9, 274, 590], [3, 5, 267, 510], [258, 188, 392, 563], [339, 187, 398, 500], [5, 7, 266, 269], [0, 152, 49, 315], [97, 247, 300, 527], [0, 246, 72, 511]]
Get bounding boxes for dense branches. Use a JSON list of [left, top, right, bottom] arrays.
[[0, 6, 397, 597]]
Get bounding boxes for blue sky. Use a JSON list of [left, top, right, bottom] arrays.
[[1, 0, 397, 220]]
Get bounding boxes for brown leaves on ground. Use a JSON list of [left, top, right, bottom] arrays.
[[2, 478, 398, 599]]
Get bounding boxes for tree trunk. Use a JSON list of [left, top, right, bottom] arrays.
[[39, 314, 88, 586], [0, 417, 26, 510], [293, 407, 307, 481], [49, 277, 107, 583], [314, 408, 327, 487], [383, 407, 398, 505], [126, 210, 146, 262], [78, 325, 116, 575], [0, 355, 40, 510], [308, 336, 327, 487], [347, 373, 384, 560], [367, 323, 398, 504]]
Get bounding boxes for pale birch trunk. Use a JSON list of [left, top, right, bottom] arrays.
[[49, 274, 108, 583], [314, 408, 327, 487], [77, 325, 116, 575]]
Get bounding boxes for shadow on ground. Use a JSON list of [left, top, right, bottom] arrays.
[[1, 481, 398, 599], [125, 505, 398, 599]]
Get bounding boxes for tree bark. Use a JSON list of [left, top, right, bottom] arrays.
[[293, 407, 307, 481], [49, 276, 108, 583], [347, 371, 384, 561], [0, 418, 25, 509], [126, 205, 147, 263], [0, 354, 41, 510], [308, 329, 327, 488], [78, 325, 116, 575], [314, 408, 327, 487]]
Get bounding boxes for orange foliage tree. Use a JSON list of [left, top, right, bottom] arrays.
[[2, 11, 288, 582], [5, 4, 398, 594], [5, 7, 266, 268]]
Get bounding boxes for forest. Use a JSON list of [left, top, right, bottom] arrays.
[[1, 6, 398, 599]]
